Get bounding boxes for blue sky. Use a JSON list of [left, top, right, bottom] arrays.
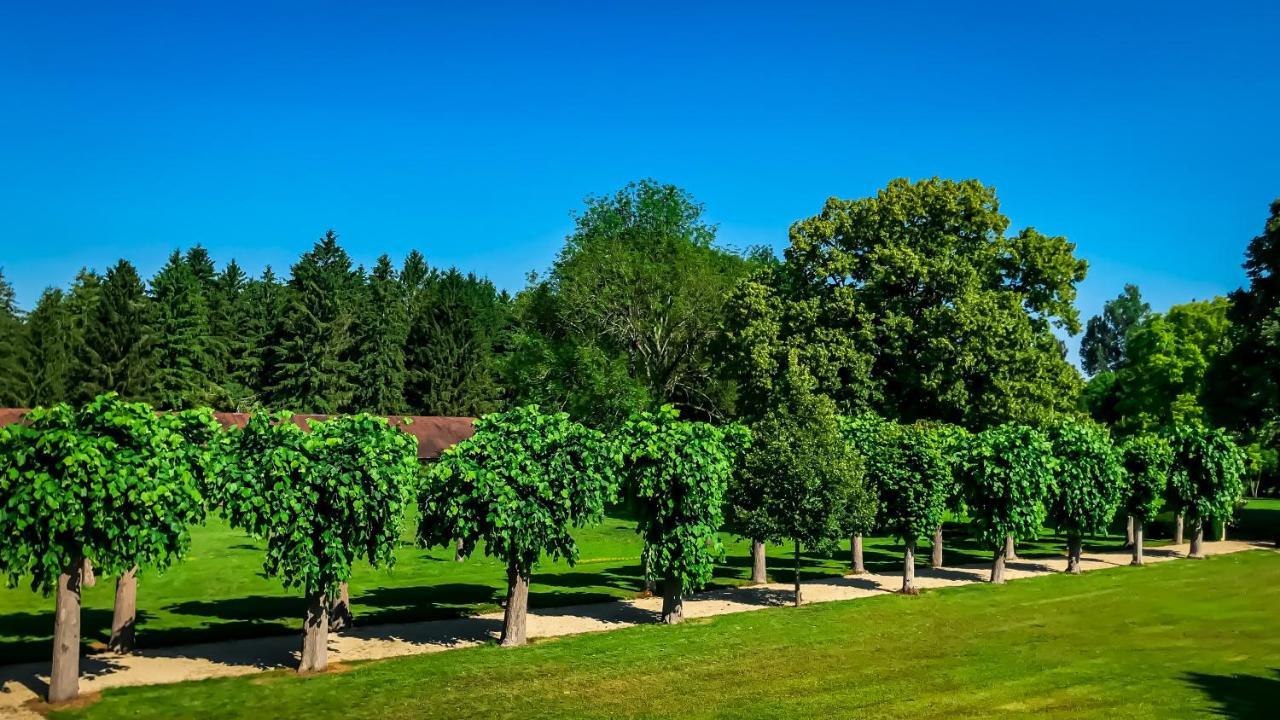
[[2, 2, 1276, 362]]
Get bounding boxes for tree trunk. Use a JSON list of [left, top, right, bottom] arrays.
[[661, 577, 683, 624], [901, 541, 918, 595], [792, 540, 803, 606], [81, 558, 96, 588], [1131, 518, 1145, 566], [930, 525, 943, 568], [1174, 513, 1184, 545], [1124, 515, 1134, 548], [1188, 522, 1206, 559], [1066, 534, 1083, 574], [1219, 520, 1227, 542], [298, 591, 328, 673], [749, 539, 767, 585], [454, 537, 465, 562], [329, 582, 353, 632], [1004, 535, 1018, 561], [49, 558, 82, 703], [500, 563, 531, 647], [990, 546, 1006, 584], [851, 534, 865, 574], [109, 566, 138, 654]]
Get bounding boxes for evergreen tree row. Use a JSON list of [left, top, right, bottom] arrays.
[[0, 231, 508, 416]]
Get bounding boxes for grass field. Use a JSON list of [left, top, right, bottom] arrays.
[[3, 498, 1277, 664], [51, 548, 1280, 719]]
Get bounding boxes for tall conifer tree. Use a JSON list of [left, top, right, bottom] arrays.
[[148, 251, 219, 408], [21, 288, 76, 406], [0, 270, 28, 406], [355, 255, 408, 413], [80, 260, 154, 401]]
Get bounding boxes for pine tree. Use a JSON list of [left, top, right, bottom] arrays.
[[355, 255, 408, 413], [21, 288, 76, 406], [81, 260, 154, 401], [207, 259, 248, 402], [63, 269, 102, 403], [0, 269, 29, 406], [265, 231, 360, 413], [184, 245, 217, 288], [229, 267, 286, 410], [404, 268, 506, 416], [148, 251, 219, 409]]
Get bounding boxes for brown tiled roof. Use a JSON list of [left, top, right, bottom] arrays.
[[0, 409, 474, 460]]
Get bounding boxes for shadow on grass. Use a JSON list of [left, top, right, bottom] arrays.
[[1185, 668, 1280, 719], [0, 607, 148, 666]]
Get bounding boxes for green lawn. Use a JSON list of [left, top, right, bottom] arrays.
[[3, 499, 1277, 664], [54, 549, 1280, 720]]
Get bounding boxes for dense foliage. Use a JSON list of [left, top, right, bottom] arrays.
[[961, 423, 1055, 550], [1044, 417, 1125, 536], [861, 420, 951, 545], [1166, 422, 1247, 529], [0, 394, 216, 593], [1120, 433, 1173, 521], [215, 412, 418, 596], [1080, 284, 1150, 376], [620, 406, 749, 602]]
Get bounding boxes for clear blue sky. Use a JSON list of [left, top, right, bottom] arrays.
[[2, 2, 1276, 362]]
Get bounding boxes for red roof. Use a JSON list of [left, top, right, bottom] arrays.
[[0, 409, 474, 460]]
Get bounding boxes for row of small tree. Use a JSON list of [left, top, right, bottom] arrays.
[[0, 394, 1247, 703]]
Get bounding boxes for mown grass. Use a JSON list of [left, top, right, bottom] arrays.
[[3, 498, 1277, 664], [54, 549, 1280, 720]]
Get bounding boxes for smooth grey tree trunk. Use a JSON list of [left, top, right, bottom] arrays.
[[501, 563, 530, 647], [454, 537, 465, 562], [329, 582, 353, 632], [661, 577, 683, 624], [1066, 534, 1083, 574], [1174, 513, 1185, 545], [901, 541, 918, 595], [1188, 522, 1206, 559], [81, 558, 96, 588], [749, 540, 767, 585], [1219, 521, 1228, 542], [930, 525, 943, 568], [1124, 515, 1134, 548], [109, 566, 138, 653], [792, 540, 803, 606], [49, 558, 82, 703], [851, 534, 865, 574], [1131, 518, 1145, 566], [298, 591, 328, 673], [990, 546, 1007, 584], [1004, 535, 1018, 561]]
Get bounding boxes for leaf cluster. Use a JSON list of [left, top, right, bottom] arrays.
[[960, 423, 1055, 549], [1044, 417, 1125, 536]]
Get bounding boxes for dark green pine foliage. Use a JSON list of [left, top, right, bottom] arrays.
[[265, 231, 360, 413], [80, 260, 154, 401], [355, 255, 408, 414], [0, 270, 29, 406], [404, 267, 507, 417], [233, 268, 286, 410], [148, 251, 220, 409], [21, 288, 76, 406], [207, 260, 249, 406], [63, 268, 102, 403]]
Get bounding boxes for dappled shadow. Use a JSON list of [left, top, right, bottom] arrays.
[[350, 615, 503, 649], [535, 601, 657, 625], [0, 607, 148, 666], [916, 566, 987, 583], [808, 575, 885, 592], [168, 594, 302, 622], [700, 585, 796, 608], [1005, 560, 1055, 573], [1184, 668, 1280, 719]]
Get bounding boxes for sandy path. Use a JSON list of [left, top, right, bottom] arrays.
[[0, 540, 1268, 717]]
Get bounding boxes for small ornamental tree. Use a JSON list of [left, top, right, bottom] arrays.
[[1119, 433, 1173, 566], [0, 395, 211, 702], [1044, 417, 1125, 574], [738, 365, 863, 605], [109, 407, 221, 653], [620, 406, 749, 624], [216, 412, 417, 672], [838, 414, 887, 574], [1166, 422, 1246, 559], [863, 421, 951, 594], [961, 423, 1055, 584], [418, 406, 619, 647]]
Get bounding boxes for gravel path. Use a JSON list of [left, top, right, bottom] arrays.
[[0, 540, 1268, 717]]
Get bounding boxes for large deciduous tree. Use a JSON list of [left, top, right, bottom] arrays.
[[0, 395, 212, 702], [1166, 422, 1246, 559], [1044, 417, 1125, 573], [735, 363, 863, 605], [733, 178, 1086, 428], [1119, 433, 1173, 565], [620, 406, 748, 623], [215, 412, 417, 672], [961, 423, 1055, 583], [509, 180, 754, 426], [419, 406, 618, 646]]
